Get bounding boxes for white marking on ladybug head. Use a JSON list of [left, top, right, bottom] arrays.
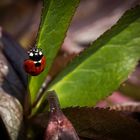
[[39, 51, 43, 56], [35, 53, 38, 56], [29, 52, 33, 57]]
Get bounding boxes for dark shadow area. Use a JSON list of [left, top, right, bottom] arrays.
[[0, 30, 28, 105]]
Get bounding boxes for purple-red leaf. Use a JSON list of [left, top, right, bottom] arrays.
[[33, 106, 140, 140], [44, 91, 79, 140], [64, 107, 140, 140]]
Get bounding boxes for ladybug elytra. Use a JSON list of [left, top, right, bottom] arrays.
[[24, 48, 46, 76]]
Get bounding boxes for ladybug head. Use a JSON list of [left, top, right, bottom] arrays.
[[28, 48, 43, 61]]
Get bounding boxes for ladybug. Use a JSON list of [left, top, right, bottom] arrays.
[[24, 48, 46, 76]]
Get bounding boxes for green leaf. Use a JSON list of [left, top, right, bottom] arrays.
[[29, 0, 80, 103], [39, 0, 51, 29], [49, 6, 140, 108]]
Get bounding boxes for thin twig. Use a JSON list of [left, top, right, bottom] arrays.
[[32, 76, 52, 108]]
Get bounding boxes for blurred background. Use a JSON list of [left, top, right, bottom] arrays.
[[1, 0, 140, 107]]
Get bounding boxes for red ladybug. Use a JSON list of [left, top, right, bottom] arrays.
[[24, 48, 46, 76]]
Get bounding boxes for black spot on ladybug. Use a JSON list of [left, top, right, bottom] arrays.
[[35, 62, 41, 67]]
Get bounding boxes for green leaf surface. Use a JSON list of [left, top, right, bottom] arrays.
[[49, 6, 140, 108], [29, 0, 80, 103]]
